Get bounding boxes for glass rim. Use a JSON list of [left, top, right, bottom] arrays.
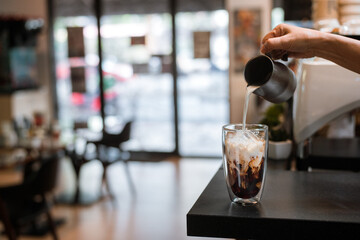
[[222, 123, 268, 131]]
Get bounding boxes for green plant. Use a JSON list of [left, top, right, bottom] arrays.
[[260, 103, 290, 141]]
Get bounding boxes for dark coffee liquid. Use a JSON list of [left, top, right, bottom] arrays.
[[227, 157, 264, 199]]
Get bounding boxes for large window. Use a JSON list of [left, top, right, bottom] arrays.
[[101, 14, 175, 152], [53, 1, 229, 157], [176, 10, 229, 156], [54, 16, 101, 137]]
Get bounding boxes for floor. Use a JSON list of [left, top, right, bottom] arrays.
[[3, 157, 235, 240]]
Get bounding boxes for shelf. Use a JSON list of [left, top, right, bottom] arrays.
[[0, 85, 40, 94]]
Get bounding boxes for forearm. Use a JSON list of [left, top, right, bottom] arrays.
[[315, 33, 360, 74]]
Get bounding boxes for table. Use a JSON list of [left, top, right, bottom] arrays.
[[0, 168, 22, 188], [0, 139, 65, 170], [187, 167, 360, 239]]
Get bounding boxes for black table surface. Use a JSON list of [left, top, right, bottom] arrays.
[[187, 167, 360, 239]]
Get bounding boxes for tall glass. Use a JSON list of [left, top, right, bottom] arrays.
[[222, 124, 268, 205]]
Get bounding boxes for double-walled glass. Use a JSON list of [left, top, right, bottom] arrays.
[[222, 124, 268, 205]]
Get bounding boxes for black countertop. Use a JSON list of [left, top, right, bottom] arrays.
[[187, 168, 360, 239]]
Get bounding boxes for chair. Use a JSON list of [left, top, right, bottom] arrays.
[[87, 121, 135, 197], [0, 154, 60, 240], [63, 121, 100, 204], [65, 145, 96, 204]]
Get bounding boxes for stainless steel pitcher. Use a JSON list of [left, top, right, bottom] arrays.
[[244, 54, 296, 103]]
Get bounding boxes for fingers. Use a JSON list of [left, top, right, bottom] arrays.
[[261, 36, 289, 54], [260, 42, 270, 54], [261, 30, 277, 45], [260, 24, 315, 59], [261, 24, 290, 54], [261, 24, 288, 44]]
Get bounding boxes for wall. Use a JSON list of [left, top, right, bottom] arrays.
[[0, 96, 12, 125], [226, 0, 272, 124], [0, 0, 53, 124]]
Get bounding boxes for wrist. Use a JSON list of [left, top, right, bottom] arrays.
[[313, 32, 338, 59]]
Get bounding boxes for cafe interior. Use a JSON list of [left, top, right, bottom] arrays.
[[1, 0, 360, 239]]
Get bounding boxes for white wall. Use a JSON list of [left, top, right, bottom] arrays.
[[226, 0, 272, 124], [0, 0, 53, 122]]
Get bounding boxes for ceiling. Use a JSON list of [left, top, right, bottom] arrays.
[[55, 0, 225, 17]]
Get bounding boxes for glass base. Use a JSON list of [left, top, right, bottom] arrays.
[[232, 197, 260, 206]]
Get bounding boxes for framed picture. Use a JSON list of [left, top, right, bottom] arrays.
[[227, 0, 272, 123], [131, 36, 146, 45], [9, 47, 38, 88], [233, 10, 261, 73], [228, 0, 271, 73], [70, 67, 86, 93], [193, 31, 211, 59], [67, 27, 85, 58]]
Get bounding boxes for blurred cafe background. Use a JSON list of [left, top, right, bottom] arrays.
[[1, 0, 360, 239]]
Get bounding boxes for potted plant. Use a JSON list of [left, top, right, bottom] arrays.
[[260, 103, 292, 160]]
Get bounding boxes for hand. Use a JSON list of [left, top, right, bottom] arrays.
[[260, 24, 322, 60]]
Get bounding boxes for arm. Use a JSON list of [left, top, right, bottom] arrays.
[[261, 24, 360, 74]]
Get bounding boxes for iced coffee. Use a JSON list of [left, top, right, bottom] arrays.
[[222, 124, 268, 205]]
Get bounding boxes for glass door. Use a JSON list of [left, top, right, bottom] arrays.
[[100, 14, 175, 152], [53, 1, 229, 157], [176, 10, 229, 156]]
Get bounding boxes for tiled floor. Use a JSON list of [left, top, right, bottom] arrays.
[[10, 157, 231, 240]]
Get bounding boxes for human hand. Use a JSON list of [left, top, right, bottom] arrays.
[[261, 24, 322, 60]]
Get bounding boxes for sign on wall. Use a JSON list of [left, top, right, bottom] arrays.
[[193, 31, 211, 59], [67, 27, 85, 58], [131, 36, 146, 45], [70, 67, 86, 93]]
